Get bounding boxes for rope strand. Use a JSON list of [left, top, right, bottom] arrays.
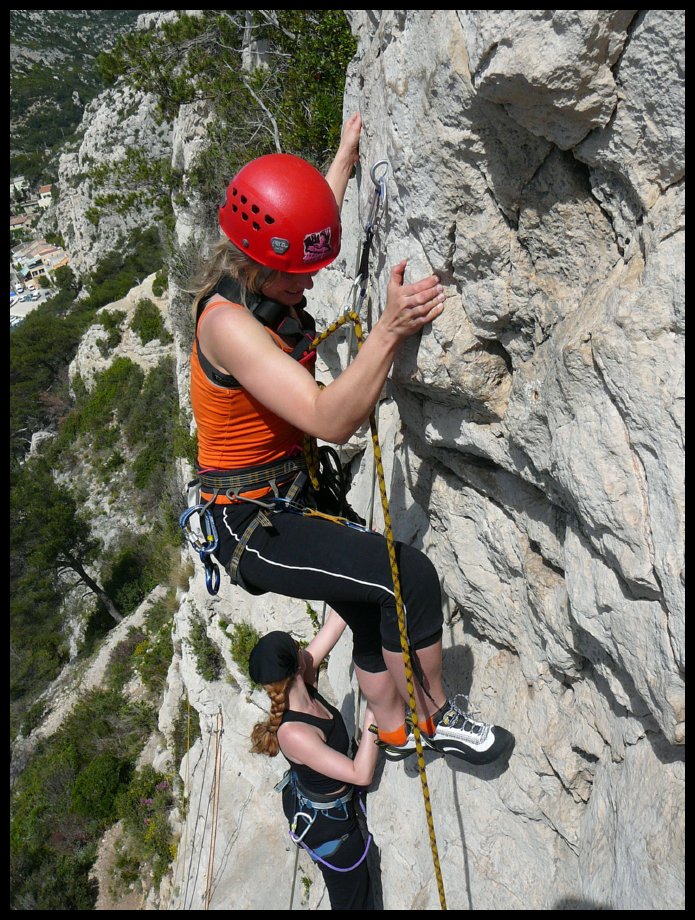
[[308, 312, 448, 910]]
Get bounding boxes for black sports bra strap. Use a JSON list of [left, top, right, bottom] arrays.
[[195, 276, 317, 389], [195, 337, 241, 388]]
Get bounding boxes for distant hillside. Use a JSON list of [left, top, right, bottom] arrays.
[[10, 10, 161, 184]]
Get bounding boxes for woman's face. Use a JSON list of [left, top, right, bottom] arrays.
[[260, 270, 319, 308]]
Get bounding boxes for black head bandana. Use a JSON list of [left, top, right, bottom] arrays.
[[248, 631, 299, 685]]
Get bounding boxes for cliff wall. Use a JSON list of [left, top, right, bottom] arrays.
[[162, 10, 684, 911]]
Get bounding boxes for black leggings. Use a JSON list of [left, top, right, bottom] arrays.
[[213, 503, 444, 673]]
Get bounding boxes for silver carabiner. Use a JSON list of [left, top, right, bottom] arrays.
[[364, 159, 389, 232], [370, 159, 389, 190], [291, 810, 316, 843]]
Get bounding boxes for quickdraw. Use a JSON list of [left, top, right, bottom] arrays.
[[179, 483, 221, 596], [357, 160, 388, 306], [341, 159, 389, 324]]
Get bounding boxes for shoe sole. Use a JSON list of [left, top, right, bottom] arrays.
[[382, 747, 417, 761], [425, 729, 515, 765]]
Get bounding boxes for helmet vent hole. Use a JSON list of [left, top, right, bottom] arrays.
[[265, 215, 275, 225]]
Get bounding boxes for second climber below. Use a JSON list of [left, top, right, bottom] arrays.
[[188, 112, 514, 765]]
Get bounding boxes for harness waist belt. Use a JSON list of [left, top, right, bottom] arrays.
[[297, 784, 354, 812], [197, 456, 307, 493], [276, 769, 354, 812]]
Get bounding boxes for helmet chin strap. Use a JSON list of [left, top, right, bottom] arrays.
[[254, 265, 276, 292]]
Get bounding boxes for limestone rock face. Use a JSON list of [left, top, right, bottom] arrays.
[[64, 274, 173, 559], [53, 82, 173, 277], [68, 273, 171, 393], [460, 10, 637, 150], [164, 9, 684, 912]]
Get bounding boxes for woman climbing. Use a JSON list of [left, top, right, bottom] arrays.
[[249, 613, 378, 910], [189, 112, 513, 765]]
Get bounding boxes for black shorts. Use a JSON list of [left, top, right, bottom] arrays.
[[212, 503, 443, 673]]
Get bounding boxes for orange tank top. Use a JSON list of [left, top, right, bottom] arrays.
[[190, 297, 307, 503]]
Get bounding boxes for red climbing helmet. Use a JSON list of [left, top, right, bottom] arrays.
[[219, 153, 342, 273]]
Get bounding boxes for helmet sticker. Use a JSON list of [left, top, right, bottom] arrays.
[[303, 227, 332, 263], [271, 237, 290, 255]]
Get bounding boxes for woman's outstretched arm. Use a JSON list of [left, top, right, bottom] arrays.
[[301, 609, 348, 687], [325, 112, 361, 211]]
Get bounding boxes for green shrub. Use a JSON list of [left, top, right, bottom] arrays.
[[305, 602, 321, 633], [152, 269, 168, 297], [131, 297, 171, 345], [114, 766, 175, 891], [106, 628, 146, 691], [132, 441, 164, 490], [96, 308, 125, 354], [188, 614, 224, 682], [172, 413, 198, 466], [132, 627, 173, 696], [20, 698, 48, 737], [68, 356, 144, 448], [102, 543, 159, 617], [228, 621, 261, 682], [71, 752, 128, 822], [145, 591, 178, 632], [10, 689, 156, 910]]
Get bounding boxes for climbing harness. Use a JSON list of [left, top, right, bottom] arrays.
[[276, 769, 372, 872], [180, 450, 371, 597]]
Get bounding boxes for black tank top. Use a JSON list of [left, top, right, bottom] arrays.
[[280, 685, 351, 795]]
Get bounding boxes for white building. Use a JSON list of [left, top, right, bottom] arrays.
[[38, 184, 53, 209], [10, 176, 30, 199]]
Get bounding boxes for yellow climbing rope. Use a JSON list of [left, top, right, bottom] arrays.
[[305, 311, 448, 911]]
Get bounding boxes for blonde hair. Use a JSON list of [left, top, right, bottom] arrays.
[[190, 237, 281, 320], [250, 677, 293, 757]]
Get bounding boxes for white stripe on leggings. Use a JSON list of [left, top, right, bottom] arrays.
[[221, 508, 397, 600]]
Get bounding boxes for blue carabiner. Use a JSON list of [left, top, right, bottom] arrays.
[[203, 553, 221, 595], [180, 505, 221, 594], [180, 505, 219, 555]]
